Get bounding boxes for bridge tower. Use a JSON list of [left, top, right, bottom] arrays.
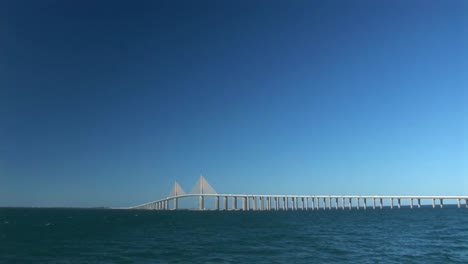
[[190, 175, 217, 210], [169, 181, 185, 209]]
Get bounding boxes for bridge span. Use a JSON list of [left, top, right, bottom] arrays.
[[129, 176, 468, 211]]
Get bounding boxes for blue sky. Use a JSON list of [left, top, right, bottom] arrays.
[[1, 0, 467, 207]]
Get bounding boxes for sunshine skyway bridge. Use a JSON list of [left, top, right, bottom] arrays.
[[130, 176, 468, 211]]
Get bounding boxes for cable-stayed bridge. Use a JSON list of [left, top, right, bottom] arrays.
[[130, 176, 468, 211]]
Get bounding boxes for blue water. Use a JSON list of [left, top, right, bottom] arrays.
[[1, 207, 467, 263]]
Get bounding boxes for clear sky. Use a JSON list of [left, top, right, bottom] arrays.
[[1, 0, 467, 207]]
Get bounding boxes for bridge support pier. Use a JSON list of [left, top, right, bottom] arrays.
[[410, 199, 413, 209], [335, 198, 339, 210], [373, 198, 376, 210], [363, 198, 367, 210], [328, 197, 332, 210], [348, 198, 352, 210], [390, 198, 394, 209], [357, 198, 360, 210], [342, 198, 345, 210], [432, 199, 435, 208], [466, 199, 468, 208], [215, 196, 219, 210], [174, 198, 178, 210], [233, 197, 237, 210], [199, 196, 204, 210], [224, 196, 228, 210], [323, 198, 326, 210], [397, 198, 401, 209], [440, 199, 443, 208], [457, 199, 461, 209], [243, 196, 247, 211], [418, 198, 421, 208]]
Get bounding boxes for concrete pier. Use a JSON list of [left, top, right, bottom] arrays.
[[215, 196, 219, 210], [199, 196, 204, 210]]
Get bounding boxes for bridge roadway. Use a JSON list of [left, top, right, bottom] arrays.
[[130, 194, 468, 211]]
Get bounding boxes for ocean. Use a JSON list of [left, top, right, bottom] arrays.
[[1, 207, 467, 263]]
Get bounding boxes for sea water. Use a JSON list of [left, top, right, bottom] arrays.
[[1, 207, 467, 263]]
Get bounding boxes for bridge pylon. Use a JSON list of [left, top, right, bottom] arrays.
[[169, 181, 185, 197], [190, 175, 217, 210], [169, 181, 185, 209]]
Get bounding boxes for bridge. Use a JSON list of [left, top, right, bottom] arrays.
[[130, 176, 468, 210]]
